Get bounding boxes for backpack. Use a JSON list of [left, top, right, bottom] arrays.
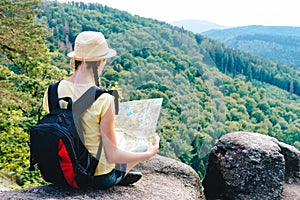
[[29, 81, 119, 189]]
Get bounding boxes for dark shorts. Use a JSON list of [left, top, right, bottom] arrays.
[[88, 164, 127, 190]]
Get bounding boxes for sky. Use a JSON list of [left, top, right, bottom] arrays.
[[61, 0, 300, 27]]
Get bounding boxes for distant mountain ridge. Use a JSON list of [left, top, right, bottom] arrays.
[[203, 25, 300, 37], [171, 19, 300, 68], [202, 25, 300, 68], [170, 19, 228, 33]]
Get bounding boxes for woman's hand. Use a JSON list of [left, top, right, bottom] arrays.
[[146, 134, 160, 158]]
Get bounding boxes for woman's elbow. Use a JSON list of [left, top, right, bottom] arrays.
[[105, 156, 116, 164], [104, 151, 120, 164]]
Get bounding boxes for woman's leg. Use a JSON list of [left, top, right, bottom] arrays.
[[89, 169, 118, 189], [115, 163, 142, 186]]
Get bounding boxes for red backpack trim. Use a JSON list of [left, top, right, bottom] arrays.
[[58, 139, 79, 189]]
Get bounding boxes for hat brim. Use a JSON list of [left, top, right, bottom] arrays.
[[67, 48, 117, 61]]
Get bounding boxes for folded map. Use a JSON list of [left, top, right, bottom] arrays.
[[114, 98, 163, 152]]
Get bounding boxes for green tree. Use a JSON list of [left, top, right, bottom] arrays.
[[0, 0, 50, 75], [251, 109, 265, 123], [0, 0, 66, 188]]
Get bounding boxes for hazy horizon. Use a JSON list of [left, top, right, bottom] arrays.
[[60, 0, 300, 27]]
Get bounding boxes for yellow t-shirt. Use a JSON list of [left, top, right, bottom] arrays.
[[43, 80, 115, 176]]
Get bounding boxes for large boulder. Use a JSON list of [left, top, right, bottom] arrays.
[[0, 155, 203, 200], [202, 131, 300, 200]]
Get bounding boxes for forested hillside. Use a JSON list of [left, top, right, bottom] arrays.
[[1, 0, 300, 189], [202, 25, 300, 68]]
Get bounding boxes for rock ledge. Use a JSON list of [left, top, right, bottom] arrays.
[[0, 155, 203, 200]]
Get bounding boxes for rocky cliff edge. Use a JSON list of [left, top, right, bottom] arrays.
[[0, 155, 203, 200]]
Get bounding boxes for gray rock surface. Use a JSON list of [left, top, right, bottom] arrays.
[[0, 184, 11, 192], [202, 131, 300, 200], [278, 141, 300, 183], [0, 155, 203, 200]]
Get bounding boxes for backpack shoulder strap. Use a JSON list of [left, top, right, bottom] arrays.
[[72, 86, 119, 160], [73, 87, 119, 116], [73, 86, 108, 116], [108, 90, 119, 115], [48, 81, 61, 112], [48, 81, 119, 114]]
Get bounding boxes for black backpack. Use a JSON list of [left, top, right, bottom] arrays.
[[30, 81, 118, 189]]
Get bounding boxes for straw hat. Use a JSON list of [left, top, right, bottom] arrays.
[[67, 31, 116, 61]]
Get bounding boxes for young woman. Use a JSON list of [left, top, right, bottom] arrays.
[[43, 31, 160, 189]]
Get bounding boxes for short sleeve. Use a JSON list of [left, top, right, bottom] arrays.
[[93, 93, 115, 119]]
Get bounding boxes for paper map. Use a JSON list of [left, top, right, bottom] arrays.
[[114, 98, 163, 152]]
